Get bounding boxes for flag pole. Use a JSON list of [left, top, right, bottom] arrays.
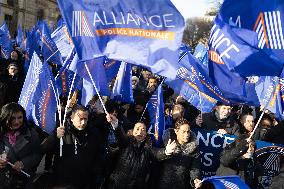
[[248, 109, 265, 140], [0, 157, 30, 177], [140, 102, 149, 121], [45, 49, 60, 63], [59, 71, 77, 157], [84, 62, 108, 114], [198, 92, 203, 120]]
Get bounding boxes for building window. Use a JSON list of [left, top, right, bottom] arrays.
[[37, 9, 44, 21], [7, 0, 14, 6], [4, 14, 12, 30]]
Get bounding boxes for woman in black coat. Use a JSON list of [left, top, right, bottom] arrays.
[[105, 114, 176, 189], [157, 118, 202, 189], [0, 103, 42, 189]]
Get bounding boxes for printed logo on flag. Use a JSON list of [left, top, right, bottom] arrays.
[[220, 180, 240, 189], [38, 86, 52, 129], [72, 11, 94, 37], [254, 11, 284, 49]]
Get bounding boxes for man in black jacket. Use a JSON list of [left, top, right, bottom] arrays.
[[194, 102, 240, 135], [41, 105, 104, 189]]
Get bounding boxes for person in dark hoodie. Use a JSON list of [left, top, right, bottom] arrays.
[[40, 104, 104, 189], [157, 118, 202, 189]]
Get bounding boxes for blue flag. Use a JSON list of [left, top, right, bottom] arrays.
[[203, 176, 250, 189], [55, 69, 83, 97], [147, 84, 165, 147], [56, 48, 82, 96], [19, 52, 43, 120], [38, 21, 62, 64], [166, 46, 228, 112], [104, 58, 121, 83], [214, 0, 284, 76], [51, 24, 74, 60], [57, 0, 185, 79], [256, 69, 284, 120], [32, 62, 57, 133], [0, 29, 13, 59], [81, 78, 95, 106], [208, 18, 261, 105], [67, 57, 109, 97], [194, 42, 208, 68], [111, 62, 134, 103], [0, 22, 11, 38], [16, 26, 23, 47]]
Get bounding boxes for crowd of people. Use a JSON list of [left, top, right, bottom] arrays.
[[0, 45, 283, 189]]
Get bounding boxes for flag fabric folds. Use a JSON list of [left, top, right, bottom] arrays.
[[208, 16, 261, 105], [51, 24, 74, 60], [32, 62, 57, 133], [111, 62, 134, 103], [19, 52, 43, 120], [16, 26, 23, 47], [166, 45, 227, 112], [38, 21, 62, 64], [0, 25, 13, 59], [214, 0, 284, 76], [256, 69, 284, 120], [104, 58, 121, 83], [203, 176, 250, 189], [147, 84, 165, 147], [57, 0, 185, 79]]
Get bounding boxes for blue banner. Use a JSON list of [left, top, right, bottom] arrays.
[[38, 21, 62, 64], [147, 84, 165, 147], [215, 0, 284, 76], [192, 127, 284, 182], [18, 52, 43, 120], [203, 175, 250, 189], [0, 26, 13, 59], [16, 26, 23, 47], [256, 69, 284, 120], [57, 0, 185, 79], [0, 22, 11, 38], [166, 45, 229, 112], [194, 42, 209, 68], [104, 58, 121, 83], [51, 24, 74, 60], [111, 62, 134, 103], [32, 62, 57, 134]]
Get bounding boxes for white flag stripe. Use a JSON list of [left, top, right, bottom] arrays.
[[264, 12, 274, 49], [277, 11, 284, 49], [268, 12, 278, 49]]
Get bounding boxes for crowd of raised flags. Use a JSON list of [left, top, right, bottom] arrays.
[[0, 0, 284, 188]]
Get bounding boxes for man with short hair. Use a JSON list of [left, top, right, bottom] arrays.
[[3, 63, 24, 104], [41, 104, 104, 189], [195, 102, 240, 135]]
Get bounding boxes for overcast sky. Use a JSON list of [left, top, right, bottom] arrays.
[[171, 0, 215, 18]]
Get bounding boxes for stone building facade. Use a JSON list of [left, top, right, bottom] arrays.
[[0, 0, 59, 37]]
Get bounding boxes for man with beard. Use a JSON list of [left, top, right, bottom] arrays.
[[194, 102, 240, 135]]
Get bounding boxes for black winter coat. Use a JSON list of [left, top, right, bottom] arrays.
[[156, 129, 201, 189], [0, 126, 42, 189], [199, 111, 240, 135], [269, 164, 284, 189], [107, 126, 168, 189], [216, 144, 259, 188], [41, 124, 104, 189]]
